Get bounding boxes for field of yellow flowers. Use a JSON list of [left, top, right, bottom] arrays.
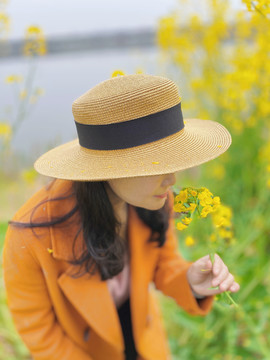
[[155, 1, 270, 359], [1, 0, 270, 359]]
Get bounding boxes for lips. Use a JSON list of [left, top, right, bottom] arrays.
[[155, 191, 168, 198]]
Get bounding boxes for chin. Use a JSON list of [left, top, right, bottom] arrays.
[[148, 204, 165, 211], [132, 198, 166, 211], [135, 203, 162, 211]]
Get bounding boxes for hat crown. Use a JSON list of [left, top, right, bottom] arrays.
[[72, 74, 180, 125]]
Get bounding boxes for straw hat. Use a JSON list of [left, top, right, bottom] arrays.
[[34, 74, 231, 181]]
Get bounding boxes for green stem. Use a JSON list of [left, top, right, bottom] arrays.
[[196, 199, 201, 217], [251, 1, 267, 17], [224, 291, 239, 307]]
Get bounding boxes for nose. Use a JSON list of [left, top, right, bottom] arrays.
[[162, 173, 176, 188]]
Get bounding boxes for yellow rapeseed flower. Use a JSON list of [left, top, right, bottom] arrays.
[[210, 233, 216, 242], [185, 236, 195, 247], [0, 122, 12, 141], [200, 196, 213, 207], [176, 222, 187, 231], [200, 187, 213, 197], [20, 90, 27, 99], [182, 217, 192, 225], [26, 25, 43, 34], [111, 70, 125, 77], [173, 203, 186, 212], [218, 228, 233, 239], [212, 215, 226, 228], [5, 74, 23, 84], [186, 203, 197, 212], [0, 12, 10, 28], [219, 205, 232, 219], [35, 88, 45, 96], [135, 68, 144, 74], [21, 168, 38, 184], [23, 26, 47, 56], [198, 191, 206, 201], [198, 189, 214, 206], [243, 0, 270, 16], [212, 204, 232, 228], [175, 189, 188, 203], [201, 205, 213, 218]]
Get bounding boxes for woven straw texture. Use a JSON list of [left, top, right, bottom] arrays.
[[34, 74, 232, 181], [72, 74, 180, 125]]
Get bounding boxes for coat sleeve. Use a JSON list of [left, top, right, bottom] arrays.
[[2, 225, 93, 360], [153, 191, 214, 316]]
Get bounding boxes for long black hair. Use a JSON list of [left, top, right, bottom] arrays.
[[9, 179, 171, 281]]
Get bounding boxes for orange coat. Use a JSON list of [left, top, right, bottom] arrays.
[[3, 179, 214, 360]]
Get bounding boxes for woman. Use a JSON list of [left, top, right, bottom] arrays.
[[3, 74, 240, 360]]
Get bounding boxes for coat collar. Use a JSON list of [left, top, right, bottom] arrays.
[[47, 179, 153, 353]]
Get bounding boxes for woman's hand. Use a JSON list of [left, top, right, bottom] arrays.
[[187, 253, 240, 297]]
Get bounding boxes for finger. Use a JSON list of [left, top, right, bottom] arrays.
[[228, 282, 240, 293], [214, 253, 222, 261], [193, 254, 211, 271], [212, 265, 229, 287], [199, 258, 213, 272], [219, 273, 235, 292], [212, 254, 224, 277]]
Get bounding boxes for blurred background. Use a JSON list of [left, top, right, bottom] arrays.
[[1, 0, 270, 359]]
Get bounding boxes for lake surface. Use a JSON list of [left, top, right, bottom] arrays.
[[1, 47, 173, 165]]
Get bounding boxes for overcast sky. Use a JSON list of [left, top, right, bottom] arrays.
[[4, 0, 246, 40]]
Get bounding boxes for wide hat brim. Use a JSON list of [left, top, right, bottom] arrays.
[[34, 118, 231, 181]]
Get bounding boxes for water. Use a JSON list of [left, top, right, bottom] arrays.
[[0, 47, 169, 165]]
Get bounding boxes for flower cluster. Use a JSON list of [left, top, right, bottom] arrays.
[[0, 5, 10, 40], [173, 186, 238, 308], [173, 187, 221, 231], [157, 0, 270, 188], [23, 25, 47, 57], [211, 204, 233, 242], [242, 0, 270, 17], [0, 122, 11, 143]]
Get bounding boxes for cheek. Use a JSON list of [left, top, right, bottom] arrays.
[[120, 186, 150, 207], [131, 184, 154, 201], [123, 180, 152, 197], [127, 191, 165, 210], [124, 192, 148, 207], [110, 178, 161, 208]]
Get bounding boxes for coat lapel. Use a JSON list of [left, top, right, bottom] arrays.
[[57, 264, 125, 351], [48, 180, 154, 352]]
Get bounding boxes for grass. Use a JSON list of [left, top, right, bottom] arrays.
[[0, 222, 32, 360]]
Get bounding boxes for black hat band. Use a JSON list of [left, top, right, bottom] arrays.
[[75, 102, 184, 150]]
